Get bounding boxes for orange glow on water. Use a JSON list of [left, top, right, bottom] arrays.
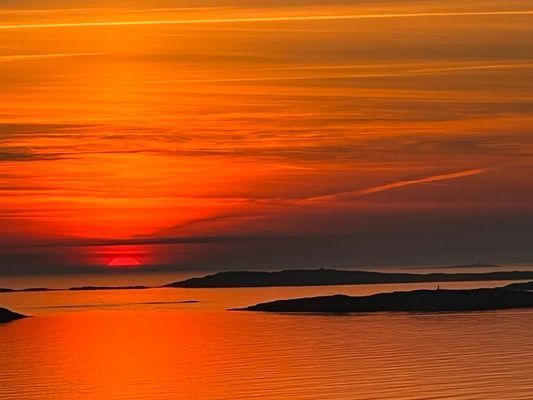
[[3, 293, 533, 399]]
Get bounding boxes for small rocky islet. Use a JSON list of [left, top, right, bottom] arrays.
[[0, 307, 27, 323]]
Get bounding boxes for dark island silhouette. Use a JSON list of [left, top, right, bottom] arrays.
[[0, 285, 150, 293], [3, 268, 533, 293], [0, 287, 52, 293], [503, 281, 533, 291], [68, 285, 149, 291], [165, 268, 533, 288], [424, 262, 502, 270], [236, 288, 533, 313], [0, 307, 27, 323]]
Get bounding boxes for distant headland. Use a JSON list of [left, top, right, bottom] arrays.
[[503, 281, 533, 291], [3, 267, 533, 293], [0, 285, 150, 293], [423, 262, 502, 270], [0, 307, 27, 323], [236, 288, 533, 313], [165, 268, 533, 288], [68, 285, 149, 291]]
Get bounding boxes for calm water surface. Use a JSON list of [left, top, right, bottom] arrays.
[[1, 276, 533, 399]]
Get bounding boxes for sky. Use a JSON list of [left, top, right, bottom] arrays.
[[0, 0, 532, 274]]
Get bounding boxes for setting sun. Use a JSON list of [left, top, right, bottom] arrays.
[[107, 257, 142, 268]]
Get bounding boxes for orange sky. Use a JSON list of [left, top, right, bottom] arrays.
[[0, 0, 532, 272]]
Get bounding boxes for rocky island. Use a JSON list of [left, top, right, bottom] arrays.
[[0, 307, 27, 323], [503, 281, 533, 291], [166, 268, 533, 288], [237, 288, 533, 313]]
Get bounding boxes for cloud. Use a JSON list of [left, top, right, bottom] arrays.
[[0, 123, 91, 138], [256, 62, 533, 73], [0, 6, 229, 15], [0, 53, 101, 63], [138, 62, 533, 85], [302, 168, 490, 203], [0, 10, 531, 30], [1, 233, 314, 249], [0, 148, 62, 162]]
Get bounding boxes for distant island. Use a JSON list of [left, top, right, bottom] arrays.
[[68, 285, 149, 291], [237, 288, 533, 313], [0, 307, 27, 323], [503, 281, 533, 291], [0, 285, 150, 293], [425, 262, 502, 270], [165, 268, 533, 288], [3, 268, 533, 293], [0, 287, 51, 293]]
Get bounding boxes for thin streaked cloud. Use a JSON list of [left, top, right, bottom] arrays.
[[302, 168, 490, 203], [0, 6, 229, 15], [134, 62, 533, 85], [0, 9, 532, 30], [0, 53, 101, 62]]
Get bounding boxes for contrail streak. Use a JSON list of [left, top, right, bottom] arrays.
[[0, 53, 101, 62], [0, 6, 227, 15], [136, 62, 533, 85], [303, 168, 489, 203], [0, 10, 531, 30]]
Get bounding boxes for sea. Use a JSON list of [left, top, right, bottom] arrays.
[[1, 268, 533, 399]]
